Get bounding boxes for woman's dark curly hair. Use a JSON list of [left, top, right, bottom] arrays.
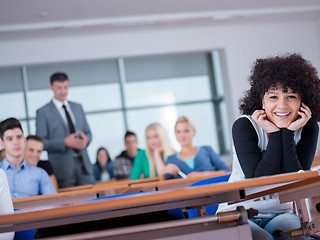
[[239, 53, 320, 125]]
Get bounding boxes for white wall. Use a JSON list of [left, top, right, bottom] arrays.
[[1, 16, 320, 151]]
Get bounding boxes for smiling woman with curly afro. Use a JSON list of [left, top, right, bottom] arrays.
[[218, 53, 320, 240], [239, 53, 320, 125]]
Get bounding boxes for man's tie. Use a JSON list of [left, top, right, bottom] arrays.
[[62, 104, 75, 134], [62, 104, 81, 155]]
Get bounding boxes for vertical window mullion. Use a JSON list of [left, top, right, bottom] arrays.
[[117, 58, 128, 131], [207, 52, 226, 154], [21, 66, 30, 134]]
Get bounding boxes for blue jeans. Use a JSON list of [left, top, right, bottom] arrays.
[[249, 212, 311, 240]]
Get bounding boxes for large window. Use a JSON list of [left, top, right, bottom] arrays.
[[0, 51, 230, 163], [0, 68, 25, 120]]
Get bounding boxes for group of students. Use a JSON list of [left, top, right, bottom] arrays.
[[0, 134, 59, 194], [92, 53, 320, 240], [1, 53, 320, 240], [93, 116, 231, 183]]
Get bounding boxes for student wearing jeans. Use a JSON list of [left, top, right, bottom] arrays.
[[217, 54, 320, 240]]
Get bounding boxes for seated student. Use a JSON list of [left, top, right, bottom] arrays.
[[164, 116, 230, 179], [0, 168, 14, 240], [128, 132, 149, 181], [141, 123, 176, 180], [113, 131, 148, 180], [25, 135, 59, 191], [0, 118, 57, 199], [217, 54, 320, 240], [93, 147, 114, 182]]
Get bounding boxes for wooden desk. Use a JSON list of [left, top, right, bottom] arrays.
[[42, 207, 253, 240], [51, 171, 320, 240], [117, 171, 229, 194], [57, 177, 160, 193], [13, 172, 227, 210], [58, 184, 94, 193], [96, 177, 160, 186], [2, 170, 318, 235], [13, 181, 129, 210], [14, 177, 161, 210]]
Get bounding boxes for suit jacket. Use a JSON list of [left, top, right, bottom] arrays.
[[36, 100, 93, 182]]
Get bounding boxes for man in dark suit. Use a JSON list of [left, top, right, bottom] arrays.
[[36, 72, 95, 188]]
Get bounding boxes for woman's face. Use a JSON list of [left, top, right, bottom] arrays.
[[146, 128, 162, 150], [262, 87, 301, 128], [175, 122, 195, 147], [97, 149, 109, 166]]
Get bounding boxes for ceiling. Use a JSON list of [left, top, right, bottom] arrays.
[[1, 0, 320, 35]]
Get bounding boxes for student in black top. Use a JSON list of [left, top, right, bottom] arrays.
[[218, 54, 320, 240]]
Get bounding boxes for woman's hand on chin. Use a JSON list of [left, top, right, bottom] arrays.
[[252, 110, 280, 133], [287, 103, 312, 131]]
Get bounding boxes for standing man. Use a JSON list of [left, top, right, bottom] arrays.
[[0, 118, 56, 199], [36, 72, 95, 188]]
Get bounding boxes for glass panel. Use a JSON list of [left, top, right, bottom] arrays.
[[0, 68, 26, 121], [86, 112, 125, 164], [26, 89, 52, 118], [28, 119, 36, 135], [68, 83, 122, 112], [0, 68, 23, 93], [0, 92, 26, 120], [126, 102, 220, 155], [26, 60, 119, 90], [20, 120, 28, 136], [124, 75, 211, 108], [125, 53, 209, 82]]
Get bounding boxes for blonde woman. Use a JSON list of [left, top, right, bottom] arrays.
[[145, 123, 176, 180], [165, 116, 230, 179]]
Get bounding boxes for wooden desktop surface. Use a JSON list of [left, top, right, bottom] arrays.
[[58, 177, 160, 193], [13, 172, 228, 210], [2, 170, 319, 233]]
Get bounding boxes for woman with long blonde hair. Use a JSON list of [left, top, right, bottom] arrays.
[[145, 123, 175, 180]]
